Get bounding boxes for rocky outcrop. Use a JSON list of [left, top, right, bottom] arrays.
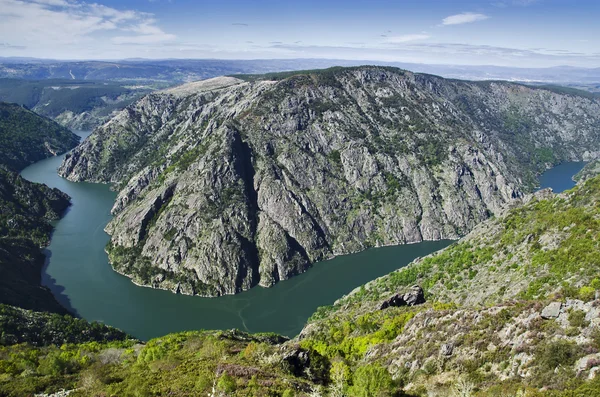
[[58, 67, 600, 296], [541, 301, 562, 319], [380, 285, 425, 309]]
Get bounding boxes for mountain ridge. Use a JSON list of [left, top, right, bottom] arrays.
[[58, 66, 600, 297]]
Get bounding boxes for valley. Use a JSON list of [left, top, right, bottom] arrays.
[[2, 0, 600, 395], [21, 148, 450, 339], [1, 65, 600, 397]]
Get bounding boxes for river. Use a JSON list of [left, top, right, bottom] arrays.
[[537, 161, 586, 193], [20, 131, 452, 340], [21, 135, 584, 340]]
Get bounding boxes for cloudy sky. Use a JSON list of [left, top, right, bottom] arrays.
[[0, 0, 598, 67]]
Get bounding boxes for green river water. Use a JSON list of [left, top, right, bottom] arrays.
[[20, 131, 582, 340]]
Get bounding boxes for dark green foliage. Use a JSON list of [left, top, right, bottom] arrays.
[[0, 167, 71, 313], [0, 304, 130, 346], [327, 150, 342, 166], [535, 340, 583, 372], [0, 102, 79, 171], [567, 310, 589, 328]]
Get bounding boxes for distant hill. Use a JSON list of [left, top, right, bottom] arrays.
[[0, 79, 155, 130], [1, 58, 599, 88], [0, 102, 79, 170]]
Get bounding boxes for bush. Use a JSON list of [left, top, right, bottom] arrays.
[[535, 340, 582, 371], [568, 310, 589, 328], [579, 286, 596, 301], [349, 364, 395, 397], [217, 373, 236, 393]]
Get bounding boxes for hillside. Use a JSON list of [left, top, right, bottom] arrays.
[[0, 79, 155, 130], [3, 175, 600, 397], [295, 173, 600, 396], [58, 66, 600, 297], [0, 103, 80, 313], [0, 102, 79, 171], [0, 166, 71, 313]]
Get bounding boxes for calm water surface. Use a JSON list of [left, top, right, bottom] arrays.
[[22, 135, 583, 340], [537, 161, 587, 193], [21, 132, 452, 340]]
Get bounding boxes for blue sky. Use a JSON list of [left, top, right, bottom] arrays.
[[0, 0, 598, 67]]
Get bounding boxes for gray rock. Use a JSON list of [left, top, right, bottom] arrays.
[[440, 343, 454, 356], [403, 285, 425, 306], [381, 285, 425, 309], [541, 302, 562, 319], [57, 66, 600, 296]]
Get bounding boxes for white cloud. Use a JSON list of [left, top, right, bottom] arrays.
[[112, 33, 176, 45], [442, 12, 490, 26], [385, 34, 430, 43], [0, 0, 175, 55]]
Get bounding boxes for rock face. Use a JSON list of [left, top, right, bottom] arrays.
[[541, 302, 562, 319], [380, 285, 425, 309], [58, 67, 600, 296]]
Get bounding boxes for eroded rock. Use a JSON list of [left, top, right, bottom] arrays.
[[541, 302, 562, 319], [380, 285, 425, 309]]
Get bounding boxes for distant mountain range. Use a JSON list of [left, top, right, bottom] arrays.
[[1, 58, 599, 89]]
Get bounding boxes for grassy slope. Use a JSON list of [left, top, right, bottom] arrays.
[[299, 175, 600, 396]]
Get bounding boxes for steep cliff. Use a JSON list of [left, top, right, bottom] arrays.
[[58, 67, 600, 296], [0, 103, 79, 313]]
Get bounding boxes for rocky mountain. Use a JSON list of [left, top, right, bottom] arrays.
[[57, 66, 600, 297], [0, 102, 80, 313], [3, 175, 600, 397]]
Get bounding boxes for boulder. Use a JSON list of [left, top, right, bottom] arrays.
[[403, 285, 425, 306], [282, 347, 310, 377], [541, 302, 562, 319], [440, 343, 454, 356], [380, 285, 425, 310]]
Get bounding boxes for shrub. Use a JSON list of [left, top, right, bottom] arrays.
[[579, 286, 596, 302], [535, 340, 582, 371], [568, 310, 589, 328], [217, 373, 236, 393], [349, 364, 395, 397]]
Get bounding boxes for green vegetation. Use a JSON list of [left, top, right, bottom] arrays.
[[0, 102, 79, 171], [0, 304, 129, 346], [5, 66, 598, 396], [0, 330, 310, 397], [0, 78, 152, 121]]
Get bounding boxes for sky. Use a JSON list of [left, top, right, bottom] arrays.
[[0, 0, 599, 67]]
